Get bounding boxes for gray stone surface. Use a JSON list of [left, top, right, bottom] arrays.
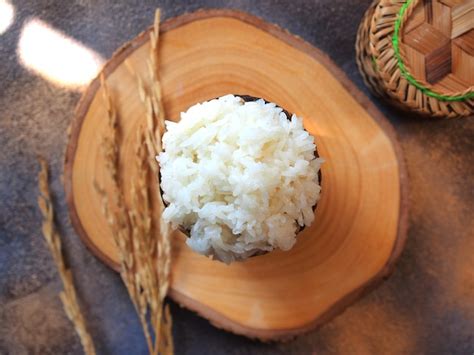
[[0, 0, 473, 354]]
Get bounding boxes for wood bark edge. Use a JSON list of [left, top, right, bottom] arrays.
[[63, 8, 409, 341]]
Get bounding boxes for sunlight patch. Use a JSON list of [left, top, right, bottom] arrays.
[[0, 0, 15, 35], [18, 19, 104, 89]]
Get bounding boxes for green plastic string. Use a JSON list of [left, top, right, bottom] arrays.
[[392, 0, 474, 102]]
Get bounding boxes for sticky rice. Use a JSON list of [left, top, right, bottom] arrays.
[[157, 94, 322, 263]]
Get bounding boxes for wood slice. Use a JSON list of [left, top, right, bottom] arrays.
[[64, 10, 408, 341]]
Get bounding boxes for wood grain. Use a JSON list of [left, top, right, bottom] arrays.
[[403, 22, 452, 84], [64, 9, 408, 341], [452, 30, 474, 85], [432, 0, 452, 36], [404, 0, 426, 33], [451, 0, 474, 38]]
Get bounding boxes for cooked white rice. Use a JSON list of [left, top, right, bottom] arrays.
[[157, 94, 322, 263]]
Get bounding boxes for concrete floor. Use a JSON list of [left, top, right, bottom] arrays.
[[0, 0, 473, 354]]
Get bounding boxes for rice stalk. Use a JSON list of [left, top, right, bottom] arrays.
[[96, 75, 154, 354], [95, 9, 172, 355], [151, 5, 171, 292], [37, 158, 96, 355], [159, 305, 174, 355]]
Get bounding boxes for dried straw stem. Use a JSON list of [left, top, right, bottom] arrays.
[[96, 74, 154, 354], [95, 9, 172, 355], [160, 304, 174, 355], [37, 158, 96, 355]]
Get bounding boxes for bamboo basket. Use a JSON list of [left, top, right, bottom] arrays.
[[356, 0, 474, 118]]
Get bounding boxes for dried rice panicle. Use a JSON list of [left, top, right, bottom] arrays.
[[95, 8, 172, 355], [37, 158, 96, 355]]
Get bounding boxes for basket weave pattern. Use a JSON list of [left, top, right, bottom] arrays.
[[356, 0, 474, 118]]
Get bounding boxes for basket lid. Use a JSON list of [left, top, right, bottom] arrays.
[[369, 0, 474, 117]]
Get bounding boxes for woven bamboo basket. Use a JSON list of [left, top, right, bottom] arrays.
[[356, 0, 474, 118]]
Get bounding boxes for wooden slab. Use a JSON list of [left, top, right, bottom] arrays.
[[64, 10, 408, 341]]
